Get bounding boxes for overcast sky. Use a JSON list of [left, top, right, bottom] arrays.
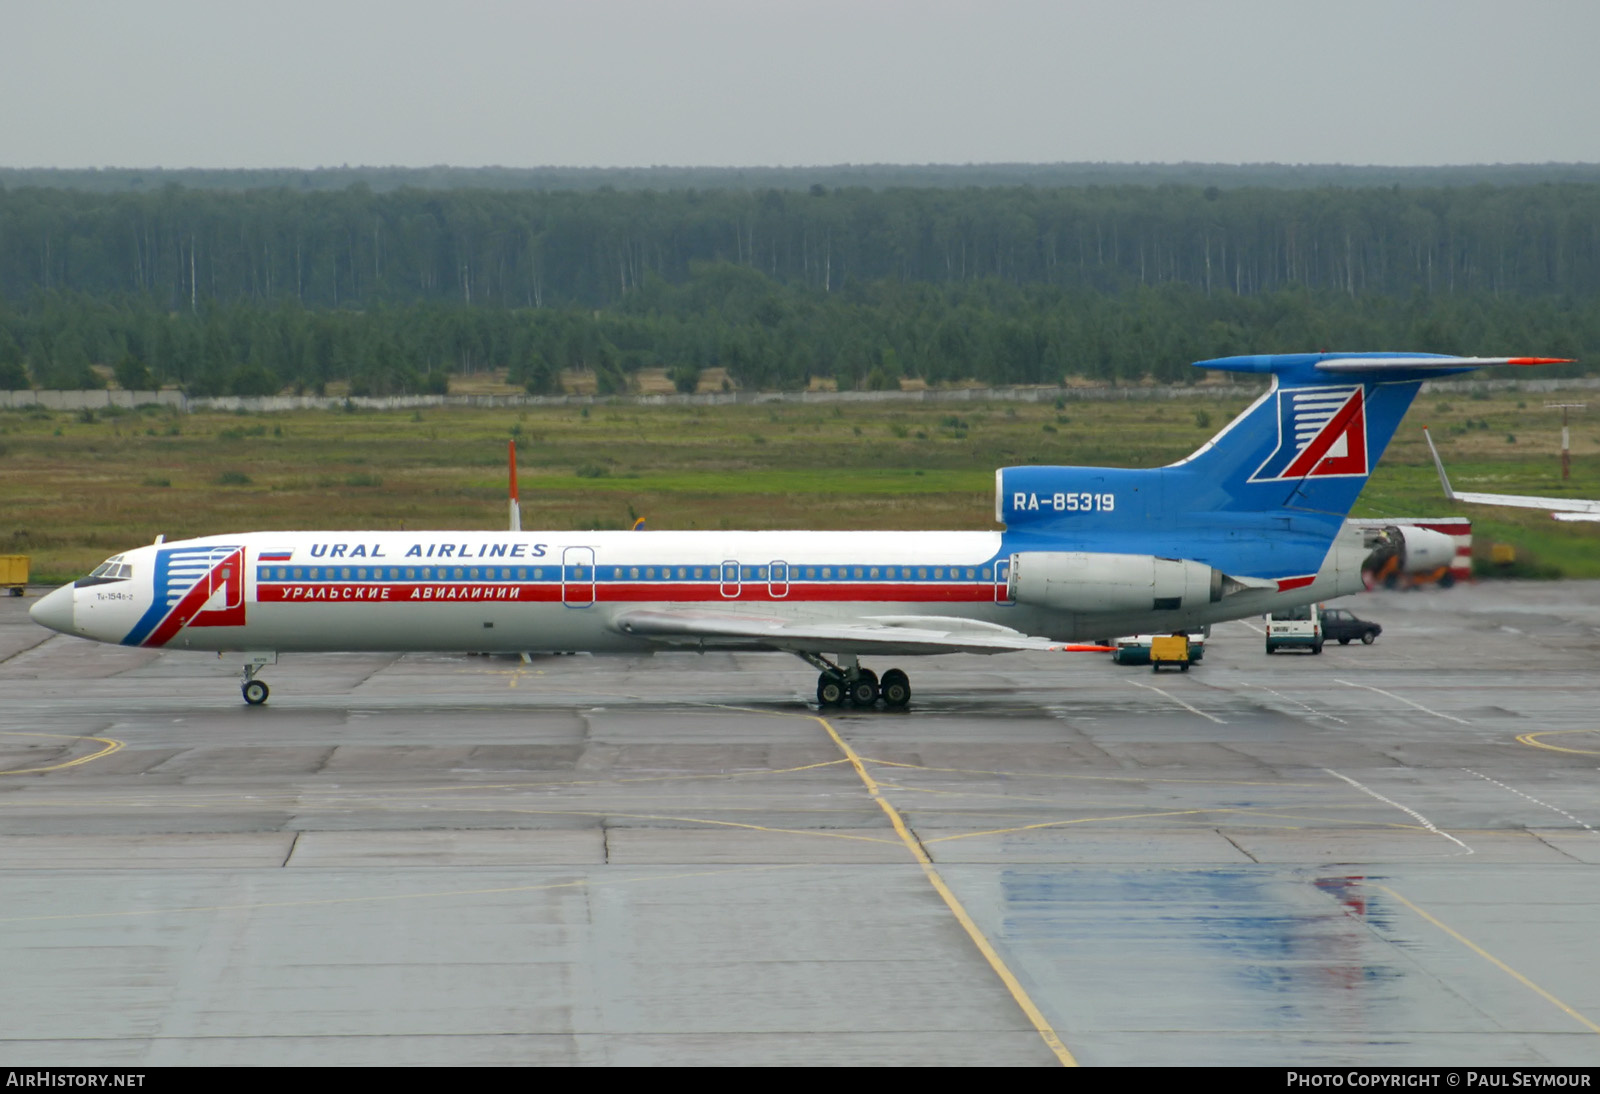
[[5, 0, 1596, 169]]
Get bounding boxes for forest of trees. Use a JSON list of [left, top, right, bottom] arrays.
[[1, 172, 1596, 395], [7, 182, 1600, 306]]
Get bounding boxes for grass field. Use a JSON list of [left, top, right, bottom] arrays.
[[4, 389, 1597, 584]]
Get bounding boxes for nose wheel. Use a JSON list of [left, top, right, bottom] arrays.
[[238, 653, 277, 706]]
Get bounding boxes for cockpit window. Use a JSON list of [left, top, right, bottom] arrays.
[[87, 556, 133, 581]]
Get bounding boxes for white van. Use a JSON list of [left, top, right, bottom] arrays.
[[1265, 603, 1323, 654]]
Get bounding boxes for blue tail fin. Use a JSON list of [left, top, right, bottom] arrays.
[[1165, 353, 1434, 519], [997, 352, 1563, 579]]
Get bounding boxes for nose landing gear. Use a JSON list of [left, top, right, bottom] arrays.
[[236, 651, 278, 706], [802, 654, 911, 711]]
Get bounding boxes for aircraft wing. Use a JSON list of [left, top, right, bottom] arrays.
[[610, 608, 1112, 656], [1424, 428, 1600, 521], [1445, 492, 1600, 521]]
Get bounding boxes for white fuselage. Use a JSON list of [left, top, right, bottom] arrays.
[[63, 529, 1010, 652], [42, 526, 1369, 657]]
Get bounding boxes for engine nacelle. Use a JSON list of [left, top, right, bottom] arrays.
[[1360, 524, 1457, 575], [1391, 525, 1456, 573], [1009, 551, 1220, 614]]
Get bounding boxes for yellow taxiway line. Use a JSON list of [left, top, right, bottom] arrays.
[[811, 712, 1079, 1067], [1517, 729, 1600, 756], [1372, 882, 1600, 1037], [0, 731, 124, 776]]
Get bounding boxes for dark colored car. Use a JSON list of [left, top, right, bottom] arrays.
[[1320, 608, 1382, 645]]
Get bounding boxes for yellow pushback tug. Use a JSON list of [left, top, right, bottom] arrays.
[[1148, 634, 1194, 673], [0, 556, 27, 597]]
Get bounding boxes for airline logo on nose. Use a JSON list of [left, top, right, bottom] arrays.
[[123, 546, 247, 647], [1250, 385, 1368, 482]]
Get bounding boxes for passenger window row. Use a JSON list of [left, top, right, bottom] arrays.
[[256, 564, 999, 582]]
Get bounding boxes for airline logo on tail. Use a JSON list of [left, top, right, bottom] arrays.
[[1249, 385, 1369, 483]]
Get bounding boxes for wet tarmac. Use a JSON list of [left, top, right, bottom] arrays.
[[2, 582, 1599, 1066]]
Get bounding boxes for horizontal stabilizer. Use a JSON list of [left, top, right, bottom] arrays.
[[1196, 352, 1573, 376], [1314, 356, 1572, 373]]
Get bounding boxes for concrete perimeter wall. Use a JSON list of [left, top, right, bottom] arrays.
[[0, 389, 186, 410], [4, 376, 1598, 414]]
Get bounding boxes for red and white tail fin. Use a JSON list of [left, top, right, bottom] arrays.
[[508, 440, 521, 532]]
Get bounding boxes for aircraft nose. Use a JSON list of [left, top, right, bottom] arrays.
[[29, 584, 75, 635]]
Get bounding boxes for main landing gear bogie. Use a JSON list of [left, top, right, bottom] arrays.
[[807, 655, 910, 711]]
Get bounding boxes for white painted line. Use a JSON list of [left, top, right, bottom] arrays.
[[1240, 683, 1348, 725], [1324, 768, 1474, 855], [1463, 768, 1600, 838], [1130, 681, 1228, 724], [1335, 679, 1472, 724]]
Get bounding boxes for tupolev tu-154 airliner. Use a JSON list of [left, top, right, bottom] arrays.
[[29, 352, 1569, 708]]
